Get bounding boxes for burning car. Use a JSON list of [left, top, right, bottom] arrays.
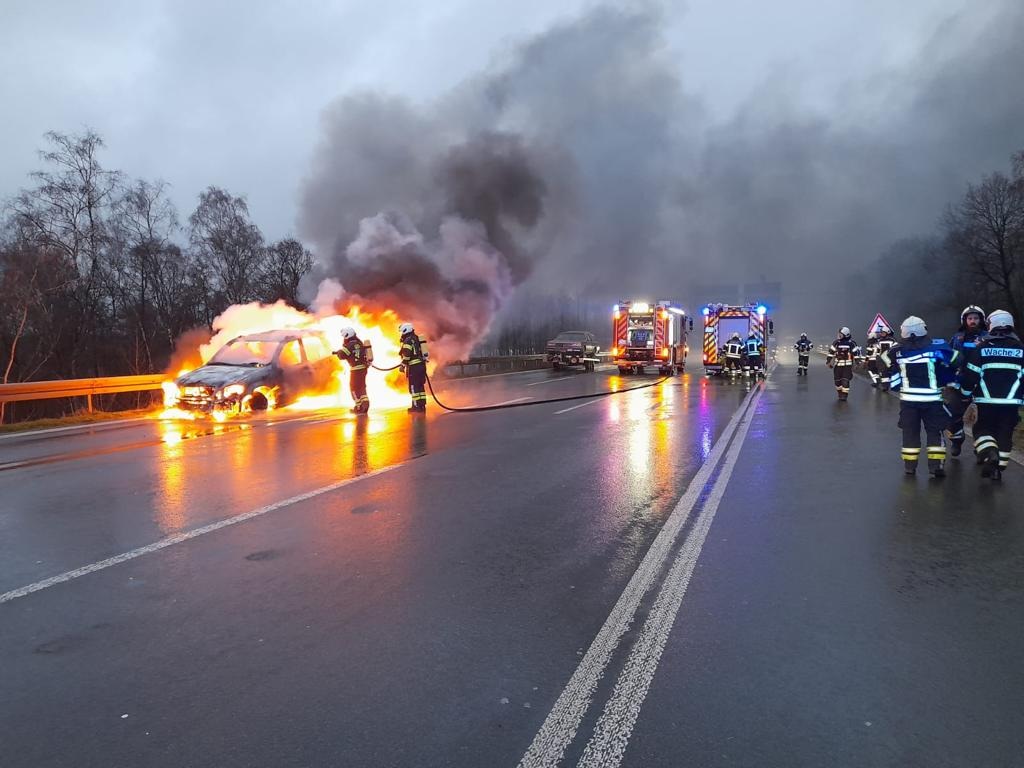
[[167, 329, 339, 412]]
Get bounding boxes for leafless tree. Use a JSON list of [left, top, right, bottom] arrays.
[[258, 238, 313, 306], [188, 186, 265, 308]]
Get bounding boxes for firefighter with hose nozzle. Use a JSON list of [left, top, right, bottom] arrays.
[[399, 322, 429, 414], [334, 327, 371, 414]]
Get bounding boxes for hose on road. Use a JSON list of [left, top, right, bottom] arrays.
[[423, 371, 672, 413]]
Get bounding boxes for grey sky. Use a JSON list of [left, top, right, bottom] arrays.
[[1, 0, 981, 243]]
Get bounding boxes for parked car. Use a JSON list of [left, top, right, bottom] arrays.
[[545, 331, 600, 372], [171, 329, 338, 412]]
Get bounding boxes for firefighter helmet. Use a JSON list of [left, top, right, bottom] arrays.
[[730, 332, 741, 340], [868, 331, 877, 340], [398, 322, 415, 336], [901, 316, 927, 339], [987, 309, 1014, 331], [800, 332, 808, 340], [340, 327, 357, 341], [839, 327, 851, 338], [961, 305, 985, 325]]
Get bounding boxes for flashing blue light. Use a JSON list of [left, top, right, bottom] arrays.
[[702, 307, 710, 316], [757, 304, 767, 316], [613, 304, 619, 313]]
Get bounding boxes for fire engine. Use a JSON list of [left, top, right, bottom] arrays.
[[611, 300, 691, 375], [701, 303, 774, 376]]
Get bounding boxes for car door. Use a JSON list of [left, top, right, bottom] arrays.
[[301, 335, 337, 392], [277, 339, 312, 401]]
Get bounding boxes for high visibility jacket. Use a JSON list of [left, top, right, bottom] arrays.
[[827, 337, 860, 367], [958, 332, 1024, 405], [400, 332, 429, 367], [876, 337, 896, 357], [745, 337, 763, 356], [336, 338, 369, 371], [864, 340, 880, 361], [794, 339, 813, 354], [880, 337, 959, 402], [724, 340, 744, 358]]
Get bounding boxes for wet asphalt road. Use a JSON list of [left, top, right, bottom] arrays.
[[2, 358, 1022, 767]]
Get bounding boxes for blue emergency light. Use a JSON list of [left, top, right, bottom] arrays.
[[757, 305, 767, 316], [702, 307, 710, 316]]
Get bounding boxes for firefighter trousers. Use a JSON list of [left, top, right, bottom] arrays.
[[406, 363, 427, 411], [797, 354, 809, 374], [898, 400, 949, 469], [867, 359, 881, 385], [833, 363, 853, 396], [746, 354, 763, 376], [973, 404, 1020, 470], [350, 367, 369, 413], [944, 388, 970, 444]]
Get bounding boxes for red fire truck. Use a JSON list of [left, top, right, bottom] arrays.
[[701, 303, 774, 376], [611, 300, 691, 375]]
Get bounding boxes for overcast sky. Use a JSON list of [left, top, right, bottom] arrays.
[[1, 0, 985, 241]]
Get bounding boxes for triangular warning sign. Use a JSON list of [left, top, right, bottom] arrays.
[[867, 313, 894, 336]]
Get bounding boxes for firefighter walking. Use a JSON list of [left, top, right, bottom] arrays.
[[957, 310, 1023, 481], [723, 333, 744, 377], [947, 305, 988, 456], [864, 332, 881, 387], [399, 322, 429, 414], [880, 316, 959, 477], [875, 329, 896, 391], [826, 327, 860, 400], [794, 333, 812, 375], [744, 332, 764, 378], [335, 327, 371, 414]]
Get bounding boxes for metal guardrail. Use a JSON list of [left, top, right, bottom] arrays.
[[0, 374, 165, 411]]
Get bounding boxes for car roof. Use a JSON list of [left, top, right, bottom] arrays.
[[230, 328, 324, 343]]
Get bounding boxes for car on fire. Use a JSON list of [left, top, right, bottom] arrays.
[[545, 330, 600, 372], [170, 329, 339, 412]]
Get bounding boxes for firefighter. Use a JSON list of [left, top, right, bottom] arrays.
[[334, 327, 370, 414], [723, 332, 744, 376], [946, 304, 987, 456], [399, 322, 429, 413], [880, 316, 959, 477], [957, 310, 1023, 481], [875, 329, 897, 391], [745, 332, 764, 378], [826, 327, 860, 400], [864, 332, 881, 387], [793, 333, 812, 375]]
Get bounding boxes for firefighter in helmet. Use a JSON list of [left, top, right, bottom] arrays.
[[864, 332, 881, 387], [880, 316, 959, 477], [793, 333, 812, 375], [723, 332, 744, 376], [826, 327, 860, 400], [335, 327, 370, 414], [744, 332, 764, 378], [875, 328, 897, 391], [399, 322, 429, 413], [946, 304, 987, 456], [958, 310, 1023, 481]]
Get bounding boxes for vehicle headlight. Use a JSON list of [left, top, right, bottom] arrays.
[[221, 384, 246, 398]]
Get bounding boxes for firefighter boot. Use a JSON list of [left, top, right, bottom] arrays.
[[979, 447, 1000, 478], [904, 461, 917, 476], [928, 461, 945, 478], [950, 436, 964, 457]]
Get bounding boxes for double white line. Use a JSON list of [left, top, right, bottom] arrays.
[[518, 373, 768, 768]]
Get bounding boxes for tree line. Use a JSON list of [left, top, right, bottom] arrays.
[[1, 130, 312, 419], [863, 150, 1024, 332]]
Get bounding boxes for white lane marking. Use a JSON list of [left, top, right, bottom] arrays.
[[554, 399, 604, 415], [577, 379, 766, 768], [516, 379, 763, 768], [491, 396, 533, 407], [0, 418, 147, 441], [0, 464, 402, 605]]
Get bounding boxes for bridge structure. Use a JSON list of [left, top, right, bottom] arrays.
[[2, 352, 1022, 767]]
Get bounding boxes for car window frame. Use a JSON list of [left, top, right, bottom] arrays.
[[275, 338, 307, 368]]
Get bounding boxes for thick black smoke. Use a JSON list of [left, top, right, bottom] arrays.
[[299, 1, 1024, 347]]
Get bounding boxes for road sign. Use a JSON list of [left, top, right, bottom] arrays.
[[867, 313, 893, 336]]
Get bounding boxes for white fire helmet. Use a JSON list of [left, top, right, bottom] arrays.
[[961, 305, 985, 325], [900, 315, 927, 339], [839, 327, 851, 337], [987, 309, 1014, 331], [340, 327, 357, 341], [398, 322, 415, 336], [868, 331, 877, 340]]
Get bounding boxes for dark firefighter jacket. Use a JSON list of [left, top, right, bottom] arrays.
[[958, 332, 1024, 406], [880, 336, 959, 403], [400, 333, 429, 367], [336, 338, 369, 371], [826, 338, 860, 367]]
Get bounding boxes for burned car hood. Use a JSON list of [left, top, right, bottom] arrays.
[[176, 364, 274, 389]]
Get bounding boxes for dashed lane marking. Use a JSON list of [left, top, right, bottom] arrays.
[[553, 399, 604, 415], [0, 464, 402, 605]]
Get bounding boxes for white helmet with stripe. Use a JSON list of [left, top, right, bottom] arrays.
[[900, 315, 927, 339], [399, 322, 414, 336], [987, 309, 1014, 332]]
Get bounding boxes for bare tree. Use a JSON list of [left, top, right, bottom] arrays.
[[258, 237, 313, 306], [944, 169, 1024, 321], [188, 187, 265, 308]]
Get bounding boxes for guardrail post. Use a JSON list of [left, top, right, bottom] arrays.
[[87, 393, 93, 413]]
